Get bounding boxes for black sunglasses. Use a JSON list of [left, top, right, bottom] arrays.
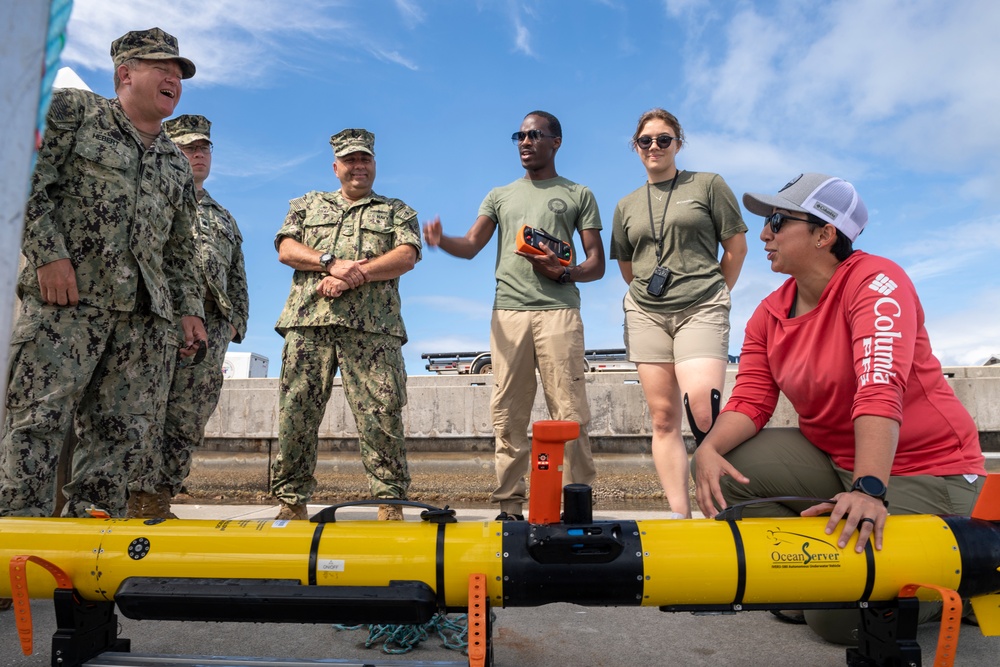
[[765, 212, 813, 234], [636, 134, 678, 150], [511, 130, 559, 144]]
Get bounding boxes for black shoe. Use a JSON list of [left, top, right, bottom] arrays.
[[770, 609, 806, 625], [495, 511, 525, 521]]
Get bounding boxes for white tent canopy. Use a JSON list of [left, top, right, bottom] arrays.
[[0, 1, 53, 425]]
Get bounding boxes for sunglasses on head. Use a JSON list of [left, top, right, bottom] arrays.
[[511, 129, 559, 144], [765, 212, 815, 234], [636, 134, 677, 150]]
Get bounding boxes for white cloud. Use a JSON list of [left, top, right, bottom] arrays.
[[408, 295, 493, 321], [394, 0, 426, 27], [213, 150, 318, 180], [368, 48, 419, 71], [512, 19, 533, 57], [681, 131, 865, 196], [687, 7, 787, 134], [892, 216, 1000, 281], [680, 0, 1000, 198], [664, 0, 712, 19], [925, 286, 1000, 366], [61, 0, 420, 86]]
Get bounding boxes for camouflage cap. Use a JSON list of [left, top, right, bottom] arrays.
[[164, 114, 212, 146], [111, 27, 196, 80], [330, 128, 375, 157]]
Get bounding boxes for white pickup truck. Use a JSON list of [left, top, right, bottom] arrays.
[[421, 348, 637, 375]]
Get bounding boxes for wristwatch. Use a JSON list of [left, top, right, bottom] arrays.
[[318, 253, 335, 270], [851, 475, 888, 506], [558, 266, 572, 284]]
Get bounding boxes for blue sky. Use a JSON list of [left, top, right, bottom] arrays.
[[57, 0, 1000, 376]]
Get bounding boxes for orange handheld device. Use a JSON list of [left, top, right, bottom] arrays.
[[516, 225, 572, 266]]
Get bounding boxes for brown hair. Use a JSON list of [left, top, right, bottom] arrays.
[[630, 108, 684, 151]]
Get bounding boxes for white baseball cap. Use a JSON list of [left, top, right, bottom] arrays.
[[743, 173, 868, 242]]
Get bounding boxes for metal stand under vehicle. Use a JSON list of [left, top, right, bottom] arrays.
[[83, 655, 470, 667], [58, 571, 492, 667]]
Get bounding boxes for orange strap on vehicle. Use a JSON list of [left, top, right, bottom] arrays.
[[9, 555, 73, 656], [467, 573, 488, 667], [899, 582, 963, 667]]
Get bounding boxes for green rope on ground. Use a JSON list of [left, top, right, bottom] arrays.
[[334, 612, 469, 655]]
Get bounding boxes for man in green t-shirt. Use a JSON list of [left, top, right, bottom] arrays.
[[422, 110, 605, 520]]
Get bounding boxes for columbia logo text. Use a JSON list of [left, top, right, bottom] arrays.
[[868, 273, 897, 295], [813, 201, 838, 219], [859, 285, 903, 387]]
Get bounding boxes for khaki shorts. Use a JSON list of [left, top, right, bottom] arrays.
[[623, 286, 731, 364]]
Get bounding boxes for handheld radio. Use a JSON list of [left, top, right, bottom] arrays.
[[516, 225, 572, 266]]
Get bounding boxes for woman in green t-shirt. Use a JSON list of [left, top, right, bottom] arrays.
[[610, 108, 748, 518]]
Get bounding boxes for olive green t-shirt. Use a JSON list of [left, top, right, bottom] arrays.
[[610, 170, 745, 312], [479, 176, 602, 311]]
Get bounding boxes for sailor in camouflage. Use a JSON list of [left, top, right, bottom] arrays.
[[127, 114, 250, 519], [0, 28, 207, 518], [271, 128, 421, 521]]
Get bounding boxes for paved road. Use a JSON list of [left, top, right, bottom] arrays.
[[4, 503, 998, 666]]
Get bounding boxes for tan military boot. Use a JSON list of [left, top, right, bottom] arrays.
[[377, 504, 404, 521], [152, 487, 179, 520], [275, 502, 308, 520], [125, 491, 156, 519]]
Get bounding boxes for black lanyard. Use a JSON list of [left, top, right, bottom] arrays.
[[646, 171, 680, 265]]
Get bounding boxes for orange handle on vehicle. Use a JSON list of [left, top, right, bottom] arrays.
[[528, 420, 580, 524]]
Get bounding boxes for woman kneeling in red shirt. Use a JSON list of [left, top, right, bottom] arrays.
[[692, 173, 986, 644]]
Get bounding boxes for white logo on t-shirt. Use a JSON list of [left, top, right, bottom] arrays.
[[868, 273, 897, 295]]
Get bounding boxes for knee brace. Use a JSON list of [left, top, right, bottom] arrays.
[[683, 389, 721, 446]]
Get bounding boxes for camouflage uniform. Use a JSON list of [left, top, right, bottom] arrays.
[[272, 130, 421, 504], [0, 85, 204, 517], [134, 190, 249, 497], [131, 115, 249, 499]]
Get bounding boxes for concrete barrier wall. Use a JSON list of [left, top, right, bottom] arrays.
[[205, 367, 1000, 454]]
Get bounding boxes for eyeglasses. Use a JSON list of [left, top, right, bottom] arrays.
[[511, 130, 559, 144], [180, 143, 213, 155], [636, 134, 678, 150], [765, 212, 812, 234]]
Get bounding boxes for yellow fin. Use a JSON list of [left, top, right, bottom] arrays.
[[970, 592, 1000, 636]]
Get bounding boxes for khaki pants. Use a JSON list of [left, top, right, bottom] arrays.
[[696, 427, 985, 644], [489, 309, 595, 514]]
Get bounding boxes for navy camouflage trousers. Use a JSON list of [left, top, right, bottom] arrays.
[[0, 296, 172, 517], [270, 325, 410, 505], [130, 308, 232, 496]]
